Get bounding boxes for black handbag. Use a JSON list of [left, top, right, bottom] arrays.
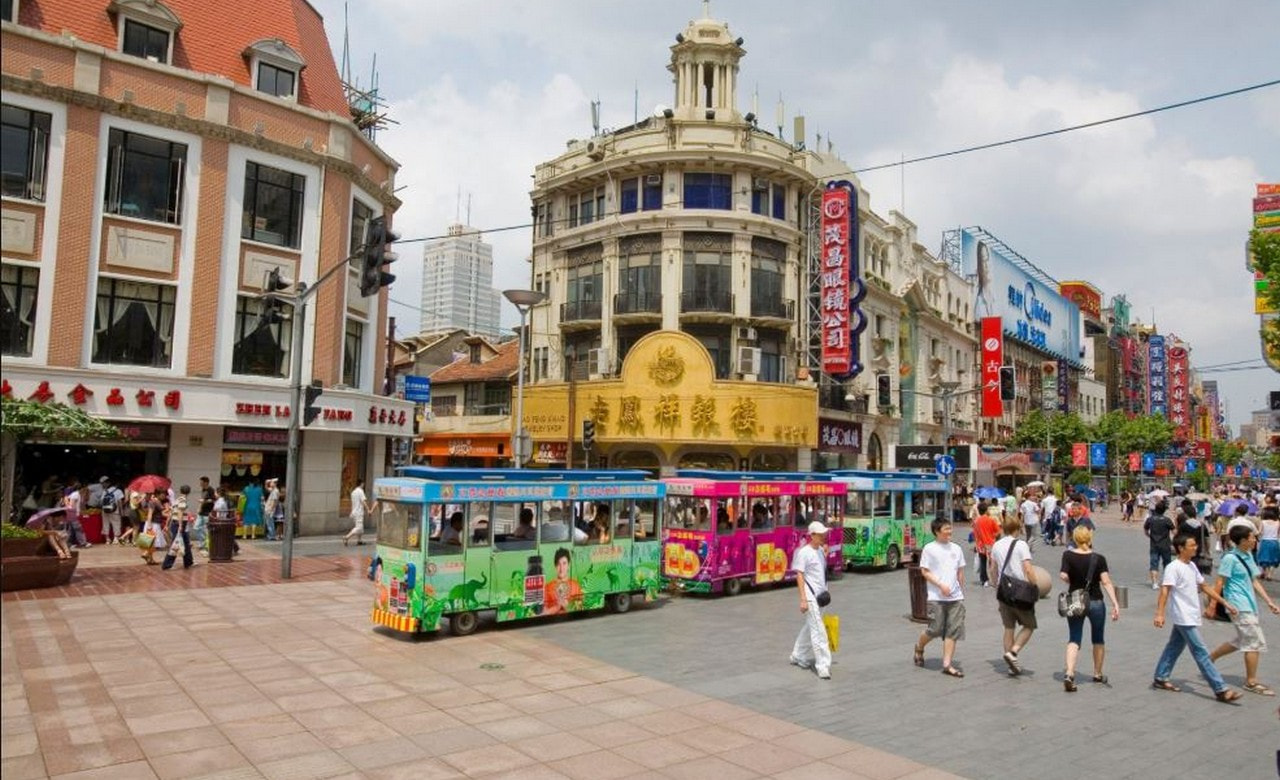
[[806, 579, 831, 608], [996, 540, 1039, 610], [1057, 553, 1097, 618]]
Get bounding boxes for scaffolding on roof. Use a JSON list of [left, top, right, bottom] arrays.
[[339, 2, 396, 141]]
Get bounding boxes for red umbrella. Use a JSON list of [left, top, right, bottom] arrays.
[[126, 474, 171, 495]]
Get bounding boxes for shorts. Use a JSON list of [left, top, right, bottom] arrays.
[[1230, 611, 1267, 653], [1148, 548, 1171, 572], [998, 600, 1038, 630], [925, 601, 966, 640]]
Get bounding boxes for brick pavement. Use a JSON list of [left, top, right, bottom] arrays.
[[1, 568, 964, 779], [524, 506, 1280, 780]]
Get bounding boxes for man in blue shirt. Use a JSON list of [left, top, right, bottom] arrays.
[[1209, 525, 1280, 696]]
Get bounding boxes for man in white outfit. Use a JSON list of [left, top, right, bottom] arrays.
[[790, 520, 832, 679], [343, 479, 371, 546]]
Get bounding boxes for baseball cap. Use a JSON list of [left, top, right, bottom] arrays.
[[807, 520, 829, 535], [99, 476, 110, 483]]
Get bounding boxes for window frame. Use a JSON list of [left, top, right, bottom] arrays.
[[342, 317, 365, 388], [255, 60, 297, 100], [1, 103, 51, 201], [120, 18, 171, 63], [230, 294, 293, 378], [104, 127, 187, 225], [1, 0, 17, 24], [0, 262, 39, 357], [242, 161, 306, 249], [683, 172, 732, 210], [91, 276, 177, 368]]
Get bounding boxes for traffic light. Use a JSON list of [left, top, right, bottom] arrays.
[[302, 380, 323, 426], [876, 373, 891, 408], [999, 365, 1016, 401], [359, 216, 399, 297], [582, 419, 595, 450], [259, 267, 291, 328]]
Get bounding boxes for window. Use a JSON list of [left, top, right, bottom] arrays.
[[373, 502, 422, 550], [686, 326, 731, 379], [431, 396, 456, 417], [617, 235, 661, 313], [242, 162, 305, 248], [231, 295, 292, 377], [759, 331, 785, 383], [619, 176, 662, 214], [533, 346, 549, 381], [92, 277, 175, 367], [349, 199, 373, 257], [566, 260, 602, 317], [121, 19, 169, 63], [682, 233, 732, 312], [256, 61, 296, 99], [683, 172, 732, 210], [343, 318, 363, 387], [749, 180, 787, 220], [0, 263, 38, 356], [1, 0, 15, 23], [750, 239, 786, 318], [105, 129, 186, 224], [616, 325, 658, 365], [564, 335, 600, 380], [1, 104, 50, 201], [534, 202, 554, 238], [569, 186, 605, 227]]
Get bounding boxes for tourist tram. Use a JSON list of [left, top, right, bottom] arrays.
[[660, 470, 845, 595], [829, 470, 947, 570], [370, 467, 665, 636]]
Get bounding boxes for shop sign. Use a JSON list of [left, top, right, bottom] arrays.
[[1057, 358, 1070, 412], [1059, 281, 1102, 320], [368, 405, 408, 427], [322, 408, 354, 421], [818, 418, 861, 453], [1147, 335, 1167, 416], [980, 317, 1004, 417], [224, 427, 289, 446], [1040, 361, 1056, 412], [111, 422, 169, 443], [1167, 345, 1190, 439], [235, 402, 289, 418], [535, 442, 568, 464], [894, 444, 972, 470], [222, 451, 264, 466], [404, 376, 431, 403], [819, 181, 865, 379]]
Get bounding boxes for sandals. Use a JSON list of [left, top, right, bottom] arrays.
[[913, 647, 924, 667], [1151, 679, 1180, 692], [1215, 690, 1243, 704], [1063, 675, 1077, 693], [1092, 675, 1109, 685], [941, 666, 965, 678], [1242, 682, 1275, 697]]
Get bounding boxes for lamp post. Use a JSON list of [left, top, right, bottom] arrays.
[[503, 289, 547, 468], [902, 380, 979, 523]]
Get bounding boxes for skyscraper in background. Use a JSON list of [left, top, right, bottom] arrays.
[[420, 224, 502, 337]]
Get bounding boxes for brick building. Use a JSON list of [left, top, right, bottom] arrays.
[[1, 0, 411, 532]]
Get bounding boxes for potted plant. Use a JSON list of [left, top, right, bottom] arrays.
[[0, 522, 47, 558]]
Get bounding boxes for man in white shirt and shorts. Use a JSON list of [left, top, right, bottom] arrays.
[[990, 513, 1038, 676], [913, 518, 967, 678]]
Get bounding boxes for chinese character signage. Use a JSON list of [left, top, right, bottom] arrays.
[[1040, 361, 1057, 412], [818, 418, 862, 454], [1147, 335, 1167, 416], [1166, 344, 1190, 439], [1059, 281, 1102, 320], [819, 181, 865, 379], [980, 317, 1004, 417], [1057, 358, 1070, 412]]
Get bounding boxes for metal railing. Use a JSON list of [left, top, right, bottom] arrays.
[[680, 290, 733, 314], [560, 300, 603, 322], [751, 297, 794, 319], [613, 292, 662, 315]]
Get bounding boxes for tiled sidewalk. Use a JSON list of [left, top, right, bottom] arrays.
[[1, 577, 963, 779]]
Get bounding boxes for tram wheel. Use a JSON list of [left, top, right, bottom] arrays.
[[609, 592, 633, 613], [450, 611, 478, 636], [724, 577, 743, 597], [885, 545, 901, 571]]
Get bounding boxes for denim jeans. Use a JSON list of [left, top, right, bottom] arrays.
[[1154, 624, 1226, 693], [191, 515, 208, 546]]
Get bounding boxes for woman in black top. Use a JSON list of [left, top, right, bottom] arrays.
[[1058, 526, 1121, 691]]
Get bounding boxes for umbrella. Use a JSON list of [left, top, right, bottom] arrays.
[[1147, 488, 1170, 498], [1186, 492, 1211, 501], [973, 487, 1005, 499], [1025, 480, 1046, 488], [25, 506, 71, 530], [126, 474, 171, 495], [1217, 498, 1258, 516]]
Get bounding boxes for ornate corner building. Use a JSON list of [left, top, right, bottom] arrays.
[[0, 0, 412, 531]]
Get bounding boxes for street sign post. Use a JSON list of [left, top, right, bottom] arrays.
[[935, 455, 956, 476]]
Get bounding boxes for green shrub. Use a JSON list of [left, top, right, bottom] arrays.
[[1, 523, 42, 540]]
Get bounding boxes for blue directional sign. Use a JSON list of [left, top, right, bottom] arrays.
[[1184, 459, 1197, 473], [936, 455, 956, 476], [1234, 466, 1243, 477], [403, 375, 431, 403], [1142, 453, 1156, 472], [1089, 443, 1107, 468], [1215, 462, 1224, 476]]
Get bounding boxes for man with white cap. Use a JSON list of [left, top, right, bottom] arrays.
[[789, 520, 833, 679]]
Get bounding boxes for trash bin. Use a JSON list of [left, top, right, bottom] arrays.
[[209, 518, 236, 562], [1113, 585, 1128, 610], [907, 555, 929, 623]]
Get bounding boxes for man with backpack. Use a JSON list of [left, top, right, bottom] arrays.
[[99, 477, 124, 545]]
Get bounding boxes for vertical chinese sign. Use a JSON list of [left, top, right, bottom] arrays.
[[980, 317, 1003, 417], [1147, 335, 1167, 417], [820, 181, 865, 379], [1166, 345, 1190, 440]]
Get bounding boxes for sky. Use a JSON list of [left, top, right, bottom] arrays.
[[309, 0, 1279, 431]]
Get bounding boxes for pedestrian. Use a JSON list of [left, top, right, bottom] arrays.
[[195, 476, 215, 554], [990, 513, 1038, 676], [1020, 490, 1041, 553], [99, 477, 124, 545], [1152, 533, 1242, 702], [1256, 507, 1279, 580], [118, 491, 140, 546], [140, 489, 167, 565], [1064, 503, 1095, 550], [240, 478, 264, 539], [343, 479, 370, 546], [162, 485, 194, 570], [1121, 490, 1134, 523], [1059, 526, 1121, 691], [789, 520, 832, 680], [913, 518, 966, 678], [973, 505, 1000, 588], [1144, 499, 1175, 590], [1041, 489, 1060, 546], [1207, 525, 1280, 696], [263, 478, 280, 541], [62, 481, 91, 548], [1177, 499, 1212, 576]]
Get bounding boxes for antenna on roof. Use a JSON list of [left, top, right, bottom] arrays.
[[590, 98, 601, 136]]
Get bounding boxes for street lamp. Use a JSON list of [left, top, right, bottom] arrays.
[[902, 379, 978, 524], [503, 289, 547, 468]]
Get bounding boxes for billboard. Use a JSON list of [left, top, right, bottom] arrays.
[[1167, 344, 1191, 439], [1110, 295, 1131, 333], [819, 181, 865, 378], [1059, 281, 1102, 321], [962, 229, 1081, 362], [1148, 335, 1167, 417], [980, 317, 1004, 417]]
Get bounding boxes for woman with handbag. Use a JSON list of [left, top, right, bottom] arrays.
[[1058, 526, 1121, 692]]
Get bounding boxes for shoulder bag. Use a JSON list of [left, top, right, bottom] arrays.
[[996, 540, 1039, 610], [1057, 553, 1097, 618], [1210, 551, 1249, 622]]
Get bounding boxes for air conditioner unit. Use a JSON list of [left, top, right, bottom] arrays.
[[585, 140, 605, 161], [645, 173, 662, 186], [587, 347, 611, 379], [737, 346, 761, 376], [932, 409, 945, 423], [736, 326, 758, 341], [752, 177, 770, 191]]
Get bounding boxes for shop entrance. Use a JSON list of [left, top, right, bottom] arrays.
[[15, 442, 167, 508]]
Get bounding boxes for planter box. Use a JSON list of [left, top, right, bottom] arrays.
[[0, 537, 51, 558], [0, 551, 79, 592]]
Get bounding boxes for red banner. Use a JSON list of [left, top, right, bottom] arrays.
[[1167, 345, 1191, 440], [1187, 440, 1210, 460], [1072, 443, 1088, 467], [1175, 458, 1186, 473], [820, 188, 852, 375], [1128, 452, 1140, 471], [980, 317, 1004, 417]]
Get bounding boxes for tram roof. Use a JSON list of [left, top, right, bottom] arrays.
[[674, 470, 835, 482], [827, 469, 949, 489], [395, 466, 655, 483]]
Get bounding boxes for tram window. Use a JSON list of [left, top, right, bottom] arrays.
[[779, 495, 792, 526], [846, 492, 870, 517], [874, 492, 892, 517], [624, 499, 657, 539], [540, 501, 573, 542], [577, 501, 612, 545], [667, 497, 709, 530], [749, 499, 775, 531], [430, 504, 466, 554], [375, 501, 421, 550], [918, 493, 938, 517], [716, 500, 737, 535], [893, 493, 906, 519], [494, 503, 536, 550], [469, 503, 492, 547]]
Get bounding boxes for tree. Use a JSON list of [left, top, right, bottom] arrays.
[[1011, 410, 1090, 472], [1249, 229, 1280, 358], [1212, 439, 1246, 470], [1, 398, 120, 518]]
